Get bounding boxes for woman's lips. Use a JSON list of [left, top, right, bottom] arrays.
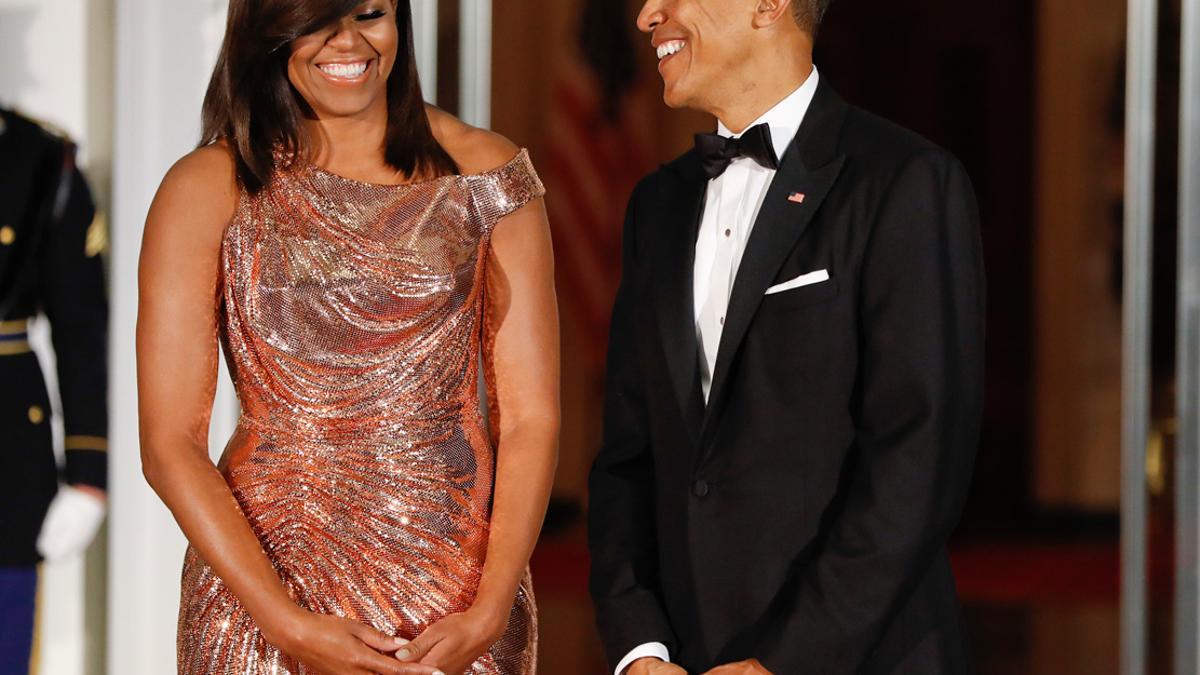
[[315, 59, 372, 84]]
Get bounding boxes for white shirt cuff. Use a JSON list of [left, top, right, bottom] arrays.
[[615, 642, 671, 675]]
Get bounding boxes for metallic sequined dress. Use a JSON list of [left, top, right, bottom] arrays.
[[177, 150, 544, 674]]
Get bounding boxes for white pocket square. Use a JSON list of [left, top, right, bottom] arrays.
[[765, 269, 830, 295]]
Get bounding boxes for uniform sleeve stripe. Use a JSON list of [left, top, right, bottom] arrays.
[[0, 340, 31, 355], [0, 319, 30, 334], [64, 435, 108, 451]]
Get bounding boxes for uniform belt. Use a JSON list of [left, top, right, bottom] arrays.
[[0, 319, 31, 355]]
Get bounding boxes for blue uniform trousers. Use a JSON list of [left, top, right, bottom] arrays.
[[0, 566, 37, 675]]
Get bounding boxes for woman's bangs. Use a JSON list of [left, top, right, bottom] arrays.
[[262, 0, 364, 44]]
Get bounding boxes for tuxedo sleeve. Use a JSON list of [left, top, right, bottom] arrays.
[[753, 150, 985, 673], [588, 178, 678, 668]]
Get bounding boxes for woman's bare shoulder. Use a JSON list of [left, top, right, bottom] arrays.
[[150, 142, 239, 236], [163, 141, 238, 201], [425, 104, 522, 176]]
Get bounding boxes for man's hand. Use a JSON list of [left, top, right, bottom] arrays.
[[628, 658, 688, 675], [73, 484, 107, 502], [703, 659, 772, 674], [36, 484, 107, 561]]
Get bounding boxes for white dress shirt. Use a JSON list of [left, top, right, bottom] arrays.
[[615, 66, 820, 675], [694, 67, 820, 401]]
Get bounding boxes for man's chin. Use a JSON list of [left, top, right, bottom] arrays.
[[662, 96, 687, 110], [660, 85, 689, 110]]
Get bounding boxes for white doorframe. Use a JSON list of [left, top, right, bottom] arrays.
[[107, 2, 234, 672]]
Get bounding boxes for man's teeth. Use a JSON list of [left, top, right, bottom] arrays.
[[656, 41, 685, 60], [319, 62, 368, 78]]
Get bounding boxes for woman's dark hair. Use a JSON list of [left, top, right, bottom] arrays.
[[200, 0, 457, 192]]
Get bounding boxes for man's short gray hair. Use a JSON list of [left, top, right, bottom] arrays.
[[790, 0, 834, 34]]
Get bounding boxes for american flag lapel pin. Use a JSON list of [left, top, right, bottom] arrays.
[[788, 192, 806, 204]]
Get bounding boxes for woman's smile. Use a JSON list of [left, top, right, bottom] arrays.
[[314, 58, 376, 85]]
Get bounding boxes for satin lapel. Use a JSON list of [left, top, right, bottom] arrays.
[[654, 151, 708, 445], [703, 155, 845, 420], [700, 82, 850, 442]]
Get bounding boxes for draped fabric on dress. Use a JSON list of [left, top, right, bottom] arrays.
[[176, 150, 544, 675]]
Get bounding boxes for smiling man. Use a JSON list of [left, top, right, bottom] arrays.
[[587, 1, 986, 674]]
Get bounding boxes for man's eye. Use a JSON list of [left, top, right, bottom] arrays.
[[355, 9, 387, 21]]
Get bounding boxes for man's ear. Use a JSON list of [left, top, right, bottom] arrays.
[[752, 0, 795, 29]]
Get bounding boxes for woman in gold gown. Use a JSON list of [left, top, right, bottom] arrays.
[[136, 1, 558, 673]]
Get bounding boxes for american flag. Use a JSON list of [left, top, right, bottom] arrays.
[[544, 0, 654, 374]]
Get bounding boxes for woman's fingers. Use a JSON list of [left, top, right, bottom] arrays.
[[354, 624, 408, 653], [419, 637, 458, 669], [342, 622, 440, 675], [395, 662, 445, 674], [394, 630, 439, 663], [358, 648, 440, 675]]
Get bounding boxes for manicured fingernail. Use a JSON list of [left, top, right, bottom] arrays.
[[433, 671, 445, 675], [396, 648, 411, 659], [394, 637, 409, 645]]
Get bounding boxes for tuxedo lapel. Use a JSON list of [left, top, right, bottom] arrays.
[[654, 150, 708, 444], [701, 81, 850, 442]]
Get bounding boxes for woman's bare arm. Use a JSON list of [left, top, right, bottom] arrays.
[[137, 146, 300, 633], [402, 126, 560, 671], [137, 147, 429, 674], [475, 165, 560, 628]]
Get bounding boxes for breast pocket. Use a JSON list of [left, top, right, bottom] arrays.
[[760, 278, 839, 312]]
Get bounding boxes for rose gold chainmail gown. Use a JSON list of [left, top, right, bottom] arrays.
[[177, 150, 544, 674]]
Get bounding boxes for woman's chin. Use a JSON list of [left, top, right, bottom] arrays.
[[309, 97, 383, 121]]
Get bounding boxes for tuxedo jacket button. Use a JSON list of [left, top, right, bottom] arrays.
[[692, 480, 710, 498]]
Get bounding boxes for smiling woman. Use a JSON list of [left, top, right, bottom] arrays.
[[136, 1, 558, 674], [200, 0, 456, 192]]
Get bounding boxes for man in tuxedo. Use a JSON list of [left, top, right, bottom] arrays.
[[587, 1, 985, 674]]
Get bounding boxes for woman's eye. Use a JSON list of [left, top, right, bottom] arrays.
[[355, 9, 387, 21]]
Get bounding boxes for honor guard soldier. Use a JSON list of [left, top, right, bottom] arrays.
[[0, 108, 108, 674]]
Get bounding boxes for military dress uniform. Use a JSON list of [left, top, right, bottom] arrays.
[[0, 109, 108, 674]]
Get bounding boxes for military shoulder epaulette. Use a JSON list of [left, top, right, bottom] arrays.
[[6, 108, 76, 148]]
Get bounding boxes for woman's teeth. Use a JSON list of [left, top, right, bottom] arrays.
[[318, 62, 368, 79], [656, 40, 685, 60]]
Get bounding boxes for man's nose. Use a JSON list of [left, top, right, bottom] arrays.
[[637, 0, 668, 33]]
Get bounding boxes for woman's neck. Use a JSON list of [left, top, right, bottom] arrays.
[[305, 104, 394, 180]]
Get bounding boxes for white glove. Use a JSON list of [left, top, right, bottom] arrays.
[[36, 484, 107, 561]]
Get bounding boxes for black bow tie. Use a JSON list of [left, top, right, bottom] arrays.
[[694, 123, 780, 179]]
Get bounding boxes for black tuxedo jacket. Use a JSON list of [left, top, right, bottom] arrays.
[[588, 80, 985, 674]]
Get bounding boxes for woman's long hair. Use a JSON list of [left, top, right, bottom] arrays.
[[200, 0, 457, 192]]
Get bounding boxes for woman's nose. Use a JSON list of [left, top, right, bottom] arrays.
[[326, 18, 366, 49]]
